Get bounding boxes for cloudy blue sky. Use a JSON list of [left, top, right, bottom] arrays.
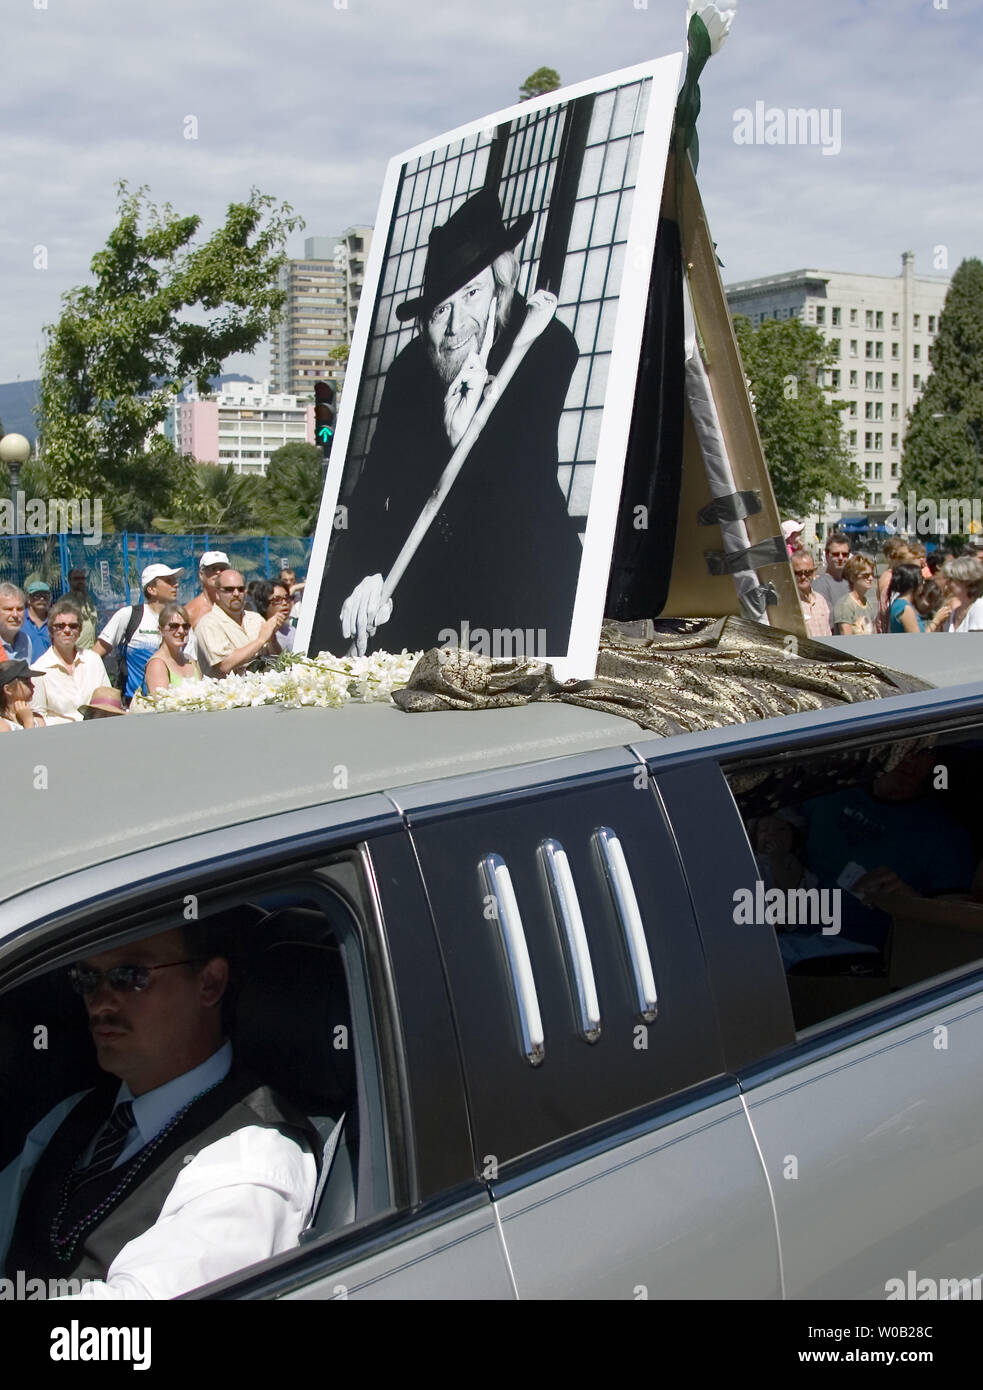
[[2, 0, 979, 391]]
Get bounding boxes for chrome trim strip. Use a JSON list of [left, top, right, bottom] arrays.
[[479, 853, 545, 1066], [538, 838, 601, 1042], [738, 1089, 787, 1301], [592, 826, 657, 1022]]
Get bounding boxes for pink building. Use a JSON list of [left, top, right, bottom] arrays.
[[175, 381, 315, 475]]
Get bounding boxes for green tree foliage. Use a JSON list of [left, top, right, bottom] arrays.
[[901, 259, 983, 502], [733, 315, 862, 518], [38, 183, 303, 500], [104, 450, 188, 532], [519, 67, 561, 101], [152, 460, 265, 535], [259, 442, 324, 536]]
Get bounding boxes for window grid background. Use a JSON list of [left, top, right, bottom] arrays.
[[346, 77, 652, 525]]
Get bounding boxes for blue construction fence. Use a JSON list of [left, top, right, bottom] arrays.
[[0, 534, 314, 625]]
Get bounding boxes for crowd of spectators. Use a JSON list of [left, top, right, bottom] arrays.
[[787, 527, 983, 639], [2, 528, 979, 732], [0, 551, 304, 730]]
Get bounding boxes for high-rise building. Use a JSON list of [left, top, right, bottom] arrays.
[[725, 252, 950, 536], [269, 229, 373, 400], [172, 381, 314, 475]]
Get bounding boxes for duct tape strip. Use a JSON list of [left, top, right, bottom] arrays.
[[697, 490, 763, 526], [704, 536, 788, 576]]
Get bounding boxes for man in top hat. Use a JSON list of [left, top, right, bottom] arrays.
[[317, 188, 583, 658]]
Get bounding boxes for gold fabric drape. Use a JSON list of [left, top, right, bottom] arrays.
[[392, 618, 928, 737]]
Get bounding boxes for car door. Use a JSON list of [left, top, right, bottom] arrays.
[[653, 706, 983, 1301], [400, 749, 782, 1299]]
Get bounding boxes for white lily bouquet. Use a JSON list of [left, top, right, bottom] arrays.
[[130, 649, 423, 715]]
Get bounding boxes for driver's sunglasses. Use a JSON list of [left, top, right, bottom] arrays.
[[68, 958, 204, 995]]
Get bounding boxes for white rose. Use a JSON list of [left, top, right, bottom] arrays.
[[686, 0, 737, 53]]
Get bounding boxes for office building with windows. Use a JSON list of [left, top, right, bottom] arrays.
[[726, 252, 950, 536], [172, 381, 314, 475], [269, 229, 373, 400]]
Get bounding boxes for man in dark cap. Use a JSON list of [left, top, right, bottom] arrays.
[[23, 582, 52, 661], [317, 188, 583, 658]]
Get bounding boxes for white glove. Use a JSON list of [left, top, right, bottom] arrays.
[[340, 574, 393, 655]]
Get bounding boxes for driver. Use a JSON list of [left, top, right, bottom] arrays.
[[0, 922, 317, 1299]]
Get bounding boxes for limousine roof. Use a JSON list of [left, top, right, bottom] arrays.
[[4, 642, 982, 911]]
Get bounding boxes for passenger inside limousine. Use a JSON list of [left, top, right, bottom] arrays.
[[732, 730, 983, 1030], [0, 899, 357, 1299]]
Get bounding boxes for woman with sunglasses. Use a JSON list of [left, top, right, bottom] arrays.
[[144, 603, 202, 694], [27, 597, 109, 724], [250, 579, 295, 655], [832, 555, 877, 634]]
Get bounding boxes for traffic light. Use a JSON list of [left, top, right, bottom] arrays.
[[314, 379, 336, 458]]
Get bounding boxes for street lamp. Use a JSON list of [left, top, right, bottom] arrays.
[[0, 432, 31, 584]]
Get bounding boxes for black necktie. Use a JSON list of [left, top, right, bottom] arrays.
[[68, 1100, 135, 1194]]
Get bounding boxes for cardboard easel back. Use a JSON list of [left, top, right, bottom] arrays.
[[658, 156, 805, 635]]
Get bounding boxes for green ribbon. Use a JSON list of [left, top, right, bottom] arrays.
[[674, 12, 712, 173]]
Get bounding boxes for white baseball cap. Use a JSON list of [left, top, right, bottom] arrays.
[[781, 520, 804, 541], [141, 564, 184, 589], [199, 550, 230, 569]]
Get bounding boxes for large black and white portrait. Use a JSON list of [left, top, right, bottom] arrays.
[[298, 56, 681, 680]]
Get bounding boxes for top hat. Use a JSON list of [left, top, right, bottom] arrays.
[[395, 188, 534, 323]]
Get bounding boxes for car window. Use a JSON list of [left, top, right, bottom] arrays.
[[0, 858, 400, 1297], [723, 725, 983, 1033]]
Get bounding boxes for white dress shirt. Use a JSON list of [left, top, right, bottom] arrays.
[[31, 647, 109, 725], [0, 1041, 317, 1300]]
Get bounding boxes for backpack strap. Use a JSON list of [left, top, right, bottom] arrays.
[[122, 603, 145, 651]]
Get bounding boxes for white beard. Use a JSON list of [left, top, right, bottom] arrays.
[[428, 333, 478, 386]]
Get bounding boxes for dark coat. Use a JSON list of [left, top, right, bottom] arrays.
[[312, 295, 583, 656]]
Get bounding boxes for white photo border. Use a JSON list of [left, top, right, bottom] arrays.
[[296, 52, 683, 681]]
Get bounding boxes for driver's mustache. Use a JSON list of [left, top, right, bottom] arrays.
[[90, 1014, 130, 1031]]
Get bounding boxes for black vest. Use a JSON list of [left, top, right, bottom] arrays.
[[7, 1066, 318, 1285]]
